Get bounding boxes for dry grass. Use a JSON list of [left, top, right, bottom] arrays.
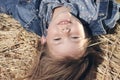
[[97, 24, 120, 80], [0, 14, 40, 80], [0, 14, 120, 80], [88, 22, 120, 80]]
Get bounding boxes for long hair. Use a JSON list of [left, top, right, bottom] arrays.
[[26, 40, 94, 80]]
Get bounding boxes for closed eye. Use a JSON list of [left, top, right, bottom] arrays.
[[71, 36, 81, 42], [54, 38, 61, 41], [71, 37, 80, 39]]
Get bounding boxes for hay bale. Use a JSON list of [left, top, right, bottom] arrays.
[[89, 23, 120, 80], [0, 14, 40, 80], [97, 24, 120, 80]]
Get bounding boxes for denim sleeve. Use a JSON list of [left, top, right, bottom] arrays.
[[103, 0, 120, 29], [89, 0, 120, 35], [0, 0, 18, 14], [0, 0, 7, 13]]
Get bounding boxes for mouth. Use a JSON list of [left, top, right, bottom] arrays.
[[57, 19, 71, 25]]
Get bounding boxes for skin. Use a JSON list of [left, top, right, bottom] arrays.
[[41, 7, 88, 59]]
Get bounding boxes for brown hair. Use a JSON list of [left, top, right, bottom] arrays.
[[26, 39, 93, 80]]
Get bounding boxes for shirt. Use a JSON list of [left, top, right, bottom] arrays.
[[0, 0, 119, 36]]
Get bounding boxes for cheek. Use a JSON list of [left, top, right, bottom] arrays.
[[79, 39, 88, 49], [73, 23, 85, 36], [47, 28, 57, 38], [72, 49, 87, 59], [77, 48, 87, 59], [73, 39, 88, 58]]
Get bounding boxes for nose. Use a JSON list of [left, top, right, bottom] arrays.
[[61, 27, 70, 33], [58, 24, 71, 36], [59, 26, 71, 37]]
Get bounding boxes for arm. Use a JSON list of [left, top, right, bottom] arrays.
[[0, 0, 18, 14], [0, 0, 7, 13]]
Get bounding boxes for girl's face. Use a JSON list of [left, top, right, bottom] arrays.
[[46, 11, 88, 59]]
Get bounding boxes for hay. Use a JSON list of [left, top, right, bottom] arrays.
[[0, 14, 40, 80], [0, 14, 120, 80], [88, 22, 120, 80], [96, 24, 120, 80]]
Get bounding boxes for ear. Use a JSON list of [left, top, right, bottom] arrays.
[[41, 36, 46, 45]]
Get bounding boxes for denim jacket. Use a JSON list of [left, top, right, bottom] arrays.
[[0, 0, 119, 36]]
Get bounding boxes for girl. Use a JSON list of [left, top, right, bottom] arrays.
[[0, 0, 119, 80]]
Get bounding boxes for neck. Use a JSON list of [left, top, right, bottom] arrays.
[[52, 6, 71, 19]]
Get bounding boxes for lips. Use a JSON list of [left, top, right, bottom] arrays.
[[57, 19, 71, 25]]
